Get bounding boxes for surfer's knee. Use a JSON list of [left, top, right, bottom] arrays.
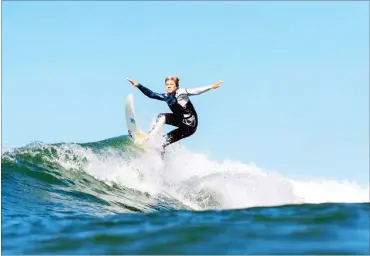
[[185, 125, 197, 136], [179, 125, 196, 139], [157, 113, 166, 124]]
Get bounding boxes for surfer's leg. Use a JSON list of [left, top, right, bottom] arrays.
[[148, 113, 182, 137], [162, 124, 197, 148], [159, 123, 196, 159], [159, 113, 183, 127]]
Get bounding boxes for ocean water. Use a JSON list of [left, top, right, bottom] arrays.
[[1, 135, 369, 254]]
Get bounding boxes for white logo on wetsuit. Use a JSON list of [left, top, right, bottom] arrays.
[[165, 89, 198, 127]]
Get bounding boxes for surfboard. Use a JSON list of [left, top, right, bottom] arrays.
[[125, 93, 147, 146]]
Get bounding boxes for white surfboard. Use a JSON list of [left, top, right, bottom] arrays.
[[125, 94, 146, 145], [125, 93, 139, 139]]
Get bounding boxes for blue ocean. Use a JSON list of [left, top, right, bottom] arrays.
[[2, 135, 369, 254]]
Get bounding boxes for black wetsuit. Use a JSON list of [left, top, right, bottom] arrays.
[[137, 83, 213, 148]]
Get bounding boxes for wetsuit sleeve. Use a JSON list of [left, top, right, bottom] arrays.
[[184, 85, 213, 96], [137, 84, 165, 101]]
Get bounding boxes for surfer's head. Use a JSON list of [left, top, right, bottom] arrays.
[[165, 76, 179, 93]]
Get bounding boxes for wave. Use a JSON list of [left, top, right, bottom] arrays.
[[2, 135, 368, 218]]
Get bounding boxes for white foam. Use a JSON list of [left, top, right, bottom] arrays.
[[46, 139, 369, 211], [290, 179, 369, 203]]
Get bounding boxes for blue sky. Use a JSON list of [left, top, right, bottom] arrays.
[[2, 1, 369, 184]]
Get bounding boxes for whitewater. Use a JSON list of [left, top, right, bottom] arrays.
[[4, 135, 368, 211], [2, 134, 369, 254]]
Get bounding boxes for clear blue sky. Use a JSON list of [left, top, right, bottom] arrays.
[[2, 1, 369, 184]]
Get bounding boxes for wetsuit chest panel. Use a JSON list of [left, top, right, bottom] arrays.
[[164, 93, 177, 106], [164, 89, 197, 124], [175, 89, 190, 107]]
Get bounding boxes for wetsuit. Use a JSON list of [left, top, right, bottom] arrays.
[[137, 84, 213, 148]]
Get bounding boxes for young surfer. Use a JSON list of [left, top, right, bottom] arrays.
[[126, 76, 224, 150]]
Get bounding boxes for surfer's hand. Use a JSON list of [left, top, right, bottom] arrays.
[[126, 78, 139, 87], [211, 80, 224, 89]]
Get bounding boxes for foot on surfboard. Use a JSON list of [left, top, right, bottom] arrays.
[[134, 132, 149, 145]]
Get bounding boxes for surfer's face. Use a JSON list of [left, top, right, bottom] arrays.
[[165, 80, 177, 93]]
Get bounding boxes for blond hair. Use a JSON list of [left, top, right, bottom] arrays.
[[165, 76, 180, 88]]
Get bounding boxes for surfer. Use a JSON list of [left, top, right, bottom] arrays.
[[126, 76, 223, 151]]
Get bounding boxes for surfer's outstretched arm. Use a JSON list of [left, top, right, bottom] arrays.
[[185, 80, 224, 95], [185, 85, 213, 95], [126, 77, 165, 101], [137, 84, 165, 101]]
